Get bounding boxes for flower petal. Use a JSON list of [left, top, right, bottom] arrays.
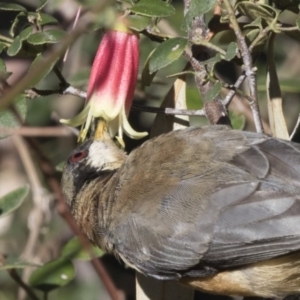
[[86, 30, 139, 120], [121, 105, 148, 139], [60, 103, 90, 127]]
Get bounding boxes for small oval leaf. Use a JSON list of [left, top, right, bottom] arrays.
[[0, 185, 29, 218], [0, 58, 6, 74], [182, 0, 216, 30], [203, 82, 222, 102], [296, 17, 300, 30], [230, 111, 246, 130], [7, 37, 22, 56], [0, 3, 26, 12], [149, 37, 187, 74], [27, 29, 66, 45], [27, 53, 59, 86], [19, 26, 33, 41], [0, 95, 27, 138], [128, 14, 151, 32], [225, 42, 238, 61], [39, 13, 59, 26], [62, 237, 105, 261], [36, 0, 49, 12], [0, 42, 6, 54], [237, 2, 276, 23], [0, 256, 39, 270], [29, 258, 75, 292], [200, 53, 222, 66], [130, 0, 175, 17], [142, 48, 157, 88]]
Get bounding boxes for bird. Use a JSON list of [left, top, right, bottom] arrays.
[[61, 125, 300, 297]]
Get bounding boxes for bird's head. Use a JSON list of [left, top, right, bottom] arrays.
[[61, 138, 127, 208]]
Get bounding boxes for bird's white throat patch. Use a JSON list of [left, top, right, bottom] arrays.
[[87, 140, 126, 171]]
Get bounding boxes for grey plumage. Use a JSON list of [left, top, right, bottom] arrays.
[[62, 125, 300, 297]]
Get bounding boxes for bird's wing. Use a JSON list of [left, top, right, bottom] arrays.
[[202, 136, 300, 269], [111, 126, 300, 279]]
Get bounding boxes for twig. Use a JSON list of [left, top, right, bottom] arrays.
[[0, 0, 110, 111], [0, 126, 75, 137], [13, 135, 52, 300], [0, 254, 39, 300], [54, 66, 69, 87], [9, 269, 40, 300], [27, 137, 124, 300], [132, 104, 206, 117], [222, 73, 246, 106], [278, 26, 298, 31], [222, 0, 263, 133], [63, 6, 82, 63], [26, 85, 87, 99], [10, 109, 123, 300], [290, 114, 300, 141], [64, 86, 87, 98]]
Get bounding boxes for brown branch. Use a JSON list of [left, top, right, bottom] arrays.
[[9, 269, 40, 300], [222, 0, 263, 133], [0, 126, 75, 137], [9, 108, 123, 300], [13, 135, 50, 300], [0, 254, 40, 300], [27, 137, 124, 300]]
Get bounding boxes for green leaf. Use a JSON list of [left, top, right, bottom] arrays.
[[200, 53, 222, 66], [0, 58, 6, 74], [19, 26, 33, 41], [55, 161, 65, 173], [236, 2, 277, 23], [62, 237, 105, 261], [29, 258, 75, 292], [149, 37, 188, 74], [296, 17, 300, 30], [27, 29, 66, 45], [203, 82, 222, 102], [0, 257, 39, 270], [224, 42, 238, 61], [229, 111, 245, 130], [27, 53, 59, 86], [182, 0, 216, 30], [0, 42, 6, 54], [128, 14, 151, 32], [142, 48, 157, 88], [36, 0, 49, 12], [130, 0, 175, 17], [0, 61, 10, 84], [9, 12, 23, 37], [0, 94, 27, 138], [69, 68, 90, 87], [7, 37, 22, 56], [39, 13, 58, 26], [244, 17, 263, 30], [0, 185, 29, 218], [0, 3, 26, 12], [0, 261, 38, 270]]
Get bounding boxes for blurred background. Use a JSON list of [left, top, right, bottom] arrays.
[[0, 0, 300, 299]]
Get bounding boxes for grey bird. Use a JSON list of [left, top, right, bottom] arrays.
[[62, 125, 300, 297]]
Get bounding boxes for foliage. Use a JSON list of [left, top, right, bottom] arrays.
[[0, 0, 300, 299]]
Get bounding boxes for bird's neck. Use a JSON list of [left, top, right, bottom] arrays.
[[72, 171, 118, 251]]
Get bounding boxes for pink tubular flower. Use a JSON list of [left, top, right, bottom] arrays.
[[61, 22, 148, 142]]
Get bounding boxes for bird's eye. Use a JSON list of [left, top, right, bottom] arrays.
[[70, 150, 88, 163]]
